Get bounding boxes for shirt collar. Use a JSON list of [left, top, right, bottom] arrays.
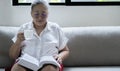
[[30, 21, 51, 32]]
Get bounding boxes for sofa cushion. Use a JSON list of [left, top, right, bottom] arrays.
[[63, 27, 120, 67], [0, 26, 18, 67], [64, 67, 120, 71]]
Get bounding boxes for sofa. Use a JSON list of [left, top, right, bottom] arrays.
[[1, 26, 120, 71]]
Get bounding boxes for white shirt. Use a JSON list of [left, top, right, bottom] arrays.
[[12, 21, 68, 60]]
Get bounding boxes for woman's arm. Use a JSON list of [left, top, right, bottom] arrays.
[[55, 45, 69, 63], [9, 32, 25, 59]]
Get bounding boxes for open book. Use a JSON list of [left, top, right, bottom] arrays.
[[17, 53, 60, 71]]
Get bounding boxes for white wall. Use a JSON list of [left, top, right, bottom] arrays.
[[0, 0, 120, 27]]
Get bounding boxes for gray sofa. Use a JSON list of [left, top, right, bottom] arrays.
[[1, 26, 120, 71]]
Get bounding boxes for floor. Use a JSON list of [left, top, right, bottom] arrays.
[[0, 69, 4, 71]]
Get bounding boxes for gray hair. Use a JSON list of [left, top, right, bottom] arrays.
[[31, 0, 49, 10]]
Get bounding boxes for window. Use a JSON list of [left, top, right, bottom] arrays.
[[68, 0, 120, 5], [71, 0, 120, 2], [13, 0, 120, 6], [18, 0, 65, 3], [68, 0, 120, 6], [13, 0, 66, 5]]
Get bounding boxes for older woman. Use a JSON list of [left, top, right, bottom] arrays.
[[9, 0, 69, 71]]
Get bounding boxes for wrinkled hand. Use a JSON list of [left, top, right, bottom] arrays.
[[54, 55, 62, 64], [17, 32, 25, 42]]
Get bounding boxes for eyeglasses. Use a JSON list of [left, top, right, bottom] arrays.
[[33, 12, 47, 18]]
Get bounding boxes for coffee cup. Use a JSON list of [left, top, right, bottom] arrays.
[[24, 30, 34, 40]]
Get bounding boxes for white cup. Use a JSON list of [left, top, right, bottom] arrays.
[[24, 30, 34, 40]]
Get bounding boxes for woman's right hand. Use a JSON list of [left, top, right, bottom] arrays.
[[17, 32, 25, 42], [9, 32, 25, 59]]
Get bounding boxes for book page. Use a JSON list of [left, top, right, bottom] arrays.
[[39, 56, 60, 68], [17, 53, 39, 71]]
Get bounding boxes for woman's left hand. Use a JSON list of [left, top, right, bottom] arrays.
[[54, 55, 62, 64]]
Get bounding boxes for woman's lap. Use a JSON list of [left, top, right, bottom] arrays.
[[5, 62, 63, 71]]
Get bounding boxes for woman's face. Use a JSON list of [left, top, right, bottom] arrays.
[[31, 4, 48, 26]]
